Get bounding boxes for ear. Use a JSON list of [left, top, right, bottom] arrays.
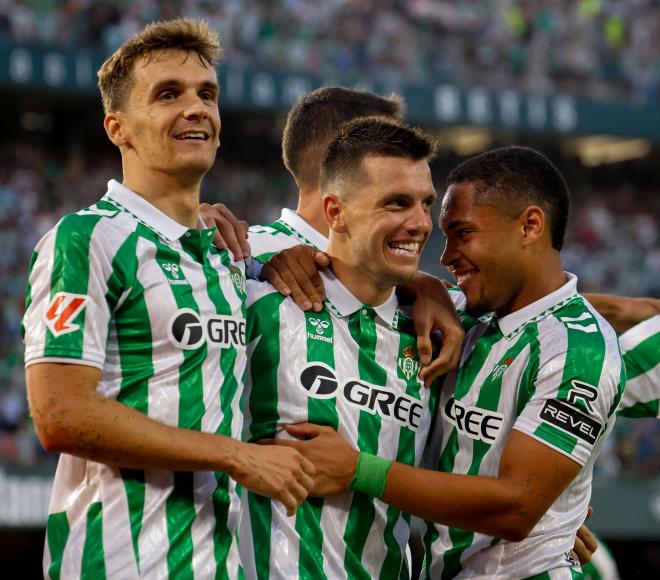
[[519, 205, 546, 247], [104, 112, 129, 148], [322, 194, 347, 234]]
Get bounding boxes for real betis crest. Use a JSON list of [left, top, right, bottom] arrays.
[[230, 265, 246, 294], [397, 345, 419, 381]]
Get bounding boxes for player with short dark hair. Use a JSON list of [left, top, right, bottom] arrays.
[[23, 18, 314, 578], [280, 145, 624, 579], [240, 117, 438, 579]]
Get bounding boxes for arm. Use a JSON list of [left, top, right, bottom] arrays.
[[28, 362, 314, 515], [282, 424, 580, 542], [397, 271, 464, 384], [585, 293, 660, 333]]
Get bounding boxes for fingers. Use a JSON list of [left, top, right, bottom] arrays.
[[314, 251, 331, 268], [576, 523, 598, 554], [261, 265, 292, 298], [261, 247, 325, 311], [571, 538, 592, 565], [284, 422, 324, 439], [441, 279, 453, 288], [419, 327, 463, 385], [416, 335, 433, 369], [198, 203, 250, 260]]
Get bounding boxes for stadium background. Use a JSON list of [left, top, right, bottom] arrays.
[[0, 1, 658, 577]]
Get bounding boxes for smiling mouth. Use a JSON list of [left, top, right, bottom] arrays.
[[389, 241, 420, 256], [453, 269, 478, 287], [174, 131, 210, 141]]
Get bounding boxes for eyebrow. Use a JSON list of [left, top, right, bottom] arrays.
[[150, 79, 219, 94], [440, 219, 473, 231]]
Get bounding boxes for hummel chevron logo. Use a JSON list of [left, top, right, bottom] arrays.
[[45, 292, 88, 337]]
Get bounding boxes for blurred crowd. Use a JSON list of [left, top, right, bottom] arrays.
[[0, 140, 658, 478], [1, 0, 660, 103]]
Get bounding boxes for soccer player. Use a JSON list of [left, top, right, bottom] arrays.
[[239, 117, 438, 579], [22, 19, 314, 578], [247, 86, 404, 263], [281, 146, 624, 578]]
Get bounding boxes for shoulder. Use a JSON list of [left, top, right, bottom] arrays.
[[246, 279, 288, 309]]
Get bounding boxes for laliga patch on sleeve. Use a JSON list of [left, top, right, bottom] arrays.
[[44, 292, 88, 337], [540, 399, 602, 445]]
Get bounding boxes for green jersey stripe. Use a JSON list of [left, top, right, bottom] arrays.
[[343, 308, 386, 580], [296, 309, 336, 580], [81, 502, 106, 580], [46, 512, 70, 580], [119, 469, 146, 573]]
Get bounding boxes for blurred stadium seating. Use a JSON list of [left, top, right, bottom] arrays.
[[0, 1, 658, 576]]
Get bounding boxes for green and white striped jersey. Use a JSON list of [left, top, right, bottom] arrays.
[[248, 208, 328, 264], [22, 180, 247, 579], [617, 315, 659, 419], [239, 270, 437, 579], [422, 274, 624, 579]]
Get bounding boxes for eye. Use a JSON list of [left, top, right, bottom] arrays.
[[158, 90, 177, 101], [385, 198, 407, 208], [200, 90, 216, 103]]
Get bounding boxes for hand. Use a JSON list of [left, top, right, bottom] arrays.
[[408, 273, 464, 386], [230, 442, 316, 516], [260, 245, 330, 311], [275, 423, 359, 496], [571, 506, 598, 565], [199, 202, 250, 260]]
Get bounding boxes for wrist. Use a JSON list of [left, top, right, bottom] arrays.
[[350, 452, 392, 498]]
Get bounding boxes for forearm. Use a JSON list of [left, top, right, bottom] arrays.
[[585, 293, 660, 333], [28, 364, 243, 474], [382, 462, 532, 541]]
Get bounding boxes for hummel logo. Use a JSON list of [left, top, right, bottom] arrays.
[[162, 263, 180, 279], [309, 318, 330, 335]]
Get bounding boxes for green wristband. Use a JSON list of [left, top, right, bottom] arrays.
[[350, 452, 392, 499]]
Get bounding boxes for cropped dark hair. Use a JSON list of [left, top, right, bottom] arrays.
[[283, 87, 404, 188], [447, 146, 571, 250], [98, 18, 221, 113], [320, 117, 436, 197]]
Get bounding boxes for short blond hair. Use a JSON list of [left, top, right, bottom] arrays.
[[97, 18, 222, 113]]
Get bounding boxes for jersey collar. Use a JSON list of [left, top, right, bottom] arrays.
[[321, 269, 399, 328], [496, 272, 580, 339], [103, 179, 207, 243], [279, 208, 329, 251]]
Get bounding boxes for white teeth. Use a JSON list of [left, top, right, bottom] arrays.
[[456, 271, 475, 284], [176, 132, 207, 140], [390, 242, 419, 254]]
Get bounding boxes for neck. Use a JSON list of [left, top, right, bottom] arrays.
[[497, 251, 566, 317], [296, 186, 329, 237], [122, 166, 202, 228], [328, 255, 393, 307]]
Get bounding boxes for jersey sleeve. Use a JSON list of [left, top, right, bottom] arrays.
[[617, 316, 660, 418], [22, 214, 113, 369], [514, 313, 623, 466]]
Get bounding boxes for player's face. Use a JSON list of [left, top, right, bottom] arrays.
[[343, 155, 435, 289], [116, 49, 221, 182], [440, 182, 524, 318]]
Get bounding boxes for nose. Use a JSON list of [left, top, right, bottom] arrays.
[[182, 93, 209, 120], [407, 202, 432, 236], [440, 235, 456, 268]]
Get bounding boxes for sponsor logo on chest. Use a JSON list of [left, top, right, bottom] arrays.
[[298, 363, 423, 430], [168, 308, 246, 350], [442, 398, 505, 443]]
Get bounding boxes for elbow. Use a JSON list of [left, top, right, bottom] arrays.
[[497, 509, 542, 543], [32, 413, 76, 454]]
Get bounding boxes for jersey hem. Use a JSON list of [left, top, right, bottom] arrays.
[[512, 424, 586, 466], [25, 356, 105, 369]]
